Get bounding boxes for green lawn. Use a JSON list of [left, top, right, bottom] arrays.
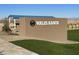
[[11, 40, 79, 55], [68, 30, 79, 41], [11, 30, 79, 55]]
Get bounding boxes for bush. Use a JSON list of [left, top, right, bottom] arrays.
[[2, 19, 12, 33], [2, 24, 11, 32]]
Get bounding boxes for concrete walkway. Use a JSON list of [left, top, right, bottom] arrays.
[[0, 38, 38, 55]]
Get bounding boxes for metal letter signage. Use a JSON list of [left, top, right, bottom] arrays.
[[36, 21, 59, 25], [30, 20, 60, 27]]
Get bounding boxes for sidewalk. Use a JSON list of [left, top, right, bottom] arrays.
[[0, 39, 38, 55]]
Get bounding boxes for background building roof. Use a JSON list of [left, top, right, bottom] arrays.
[[8, 15, 55, 19]]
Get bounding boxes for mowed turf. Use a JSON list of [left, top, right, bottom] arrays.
[[68, 30, 79, 41], [11, 40, 79, 55]]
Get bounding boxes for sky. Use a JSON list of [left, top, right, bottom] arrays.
[[0, 4, 79, 19]]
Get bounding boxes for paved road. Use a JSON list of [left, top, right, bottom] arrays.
[[0, 38, 38, 55]]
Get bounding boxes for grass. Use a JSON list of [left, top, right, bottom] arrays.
[[11, 40, 79, 55], [11, 30, 79, 55], [68, 30, 79, 41]]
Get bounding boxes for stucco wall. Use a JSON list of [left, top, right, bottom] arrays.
[[17, 18, 67, 41]]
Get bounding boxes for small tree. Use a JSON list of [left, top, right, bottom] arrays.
[[2, 18, 11, 33]]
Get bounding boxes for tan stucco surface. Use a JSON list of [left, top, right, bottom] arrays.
[[17, 18, 67, 41]]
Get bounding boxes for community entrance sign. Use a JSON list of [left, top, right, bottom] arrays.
[[17, 17, 67, 42]]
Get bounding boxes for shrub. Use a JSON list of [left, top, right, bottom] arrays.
[[2, 19, 12, 33]]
